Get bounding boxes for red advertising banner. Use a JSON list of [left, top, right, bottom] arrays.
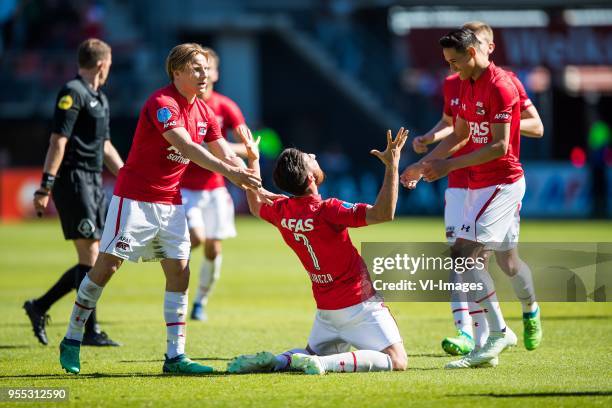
[[0, 168, 57, 221]]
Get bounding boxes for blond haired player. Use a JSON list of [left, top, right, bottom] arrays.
[[59, 43, 266, 375]]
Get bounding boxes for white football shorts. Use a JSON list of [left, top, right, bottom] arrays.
[[307, 296, 403, 355], [100, 195, 191, 262], [456, 177, 524, 251], [444, 187, 468, 244], [181, 187, 236, 240]]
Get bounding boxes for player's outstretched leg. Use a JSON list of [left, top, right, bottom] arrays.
[[227, 351, 277, 374], [291, 351, 393, 375], [227, 348, 310, 373]]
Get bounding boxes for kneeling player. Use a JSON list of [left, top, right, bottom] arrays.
[[228, 128, 409, 375]]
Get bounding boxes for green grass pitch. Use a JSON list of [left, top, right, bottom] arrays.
[[1, 217, 611, 407]]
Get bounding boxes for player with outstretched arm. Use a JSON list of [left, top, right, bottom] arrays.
[[58, 43, 266, 375], [227, 128, 409, 375]]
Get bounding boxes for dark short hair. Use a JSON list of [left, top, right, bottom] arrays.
[[439, 28, 480, 53], [78, 38, 111, 69], [273, 148, 310, 196]]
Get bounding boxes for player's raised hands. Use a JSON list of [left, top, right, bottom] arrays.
[[400, 163, 424, 190], [370, 127, 409, 168], [235, 125, 261, 161]]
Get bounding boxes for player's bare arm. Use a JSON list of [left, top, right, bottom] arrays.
[[33, 132, 68, 216], [207, 136, 244, 168], [243, 135, 265, 218], [519, 105, 544, 138], [162, 126, 261, 191], [423, 121, 510, 182], [103, 140, 124, 176], [401, 117, 469, 189], [412, 114, 454, 154], [365, 128, 408, 225]]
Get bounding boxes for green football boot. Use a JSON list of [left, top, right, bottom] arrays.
[[163, 354, 214, 374], [290, 353, 325, 375], [523, 307, 543, 350], [59, 338, 81, 374], [227, 351, 277, 374], [441, 329, 475, 356]]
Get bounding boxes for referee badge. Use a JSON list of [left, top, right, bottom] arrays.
[[77, 219, 95, 238], [57, 95, 73, 110]]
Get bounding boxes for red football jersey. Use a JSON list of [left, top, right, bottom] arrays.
[[259, 195, 376, 310], [114, 84, 222, 204], [180, 91, 246, 191], [443, 70, 531, 188], [457, 62, 523, 189]]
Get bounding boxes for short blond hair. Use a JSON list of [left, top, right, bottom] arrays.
[[462, 21, 494, 43], [78, 38, 111, 69], [165, 43, 208, 81]]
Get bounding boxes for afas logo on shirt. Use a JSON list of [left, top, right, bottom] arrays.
[[469, 121, 490, 144], [281, 218, 314, 232], [495, 112, 511, 120]]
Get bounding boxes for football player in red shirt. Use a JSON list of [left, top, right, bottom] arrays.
[[180, 47, 252, 322], [402, 28, 530, 368], [409, 22, 543, 358], [227, 128, 410, 375], [59, 43, 264, 375]]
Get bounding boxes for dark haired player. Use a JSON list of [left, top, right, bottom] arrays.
[[408, 21, 543, 357], [402, 28, 531, 368], [26, 38, 123, 347], [227, 129, 409, 375]]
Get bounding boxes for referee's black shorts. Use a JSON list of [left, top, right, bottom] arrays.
[[52, 167, 108, 240]]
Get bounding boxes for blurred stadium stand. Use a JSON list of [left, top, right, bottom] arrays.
[[0, 0, 611, 219]]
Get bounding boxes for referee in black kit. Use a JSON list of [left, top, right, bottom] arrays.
[[24, 38, 123, 347]]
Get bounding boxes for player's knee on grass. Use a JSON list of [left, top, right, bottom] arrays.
[[391, 355, 408, 371], [383, 343, 408, 371], [204, 239, 222, 260]]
